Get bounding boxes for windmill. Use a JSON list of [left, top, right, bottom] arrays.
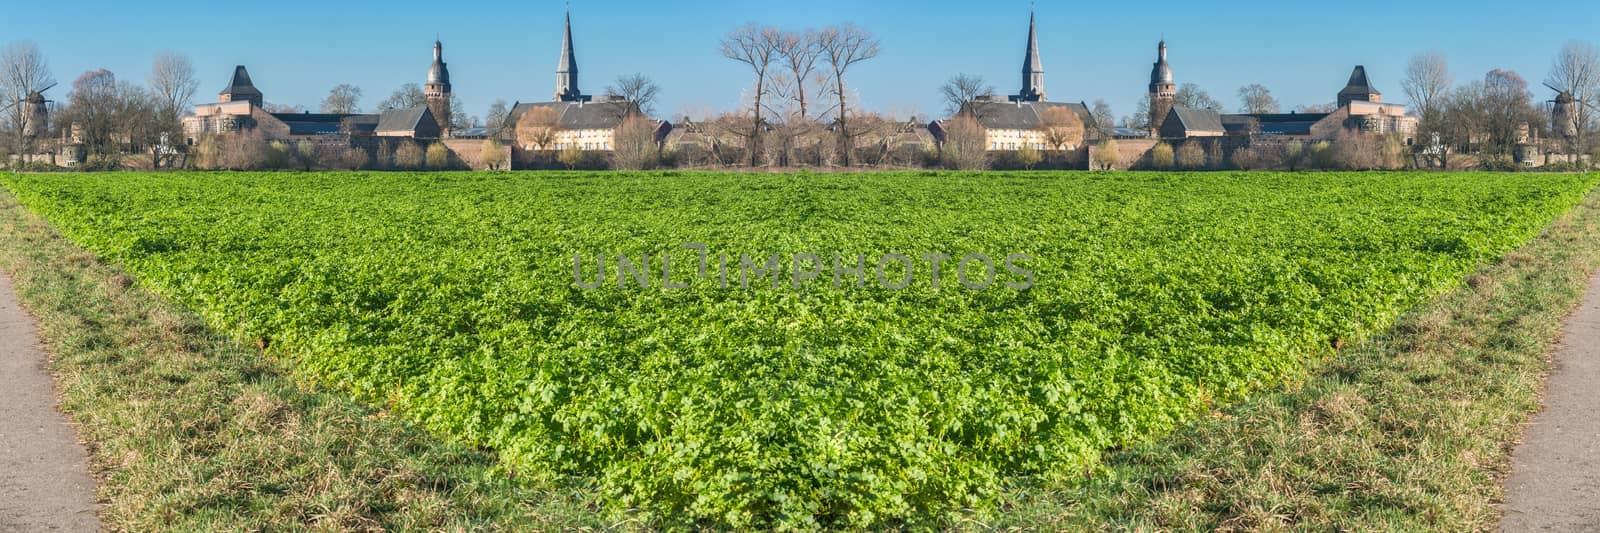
[[1, 82, 57, 140], [1544, 82, 1595, 141]]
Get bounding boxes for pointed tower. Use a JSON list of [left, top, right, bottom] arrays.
[[425, 40, 453, 134], [1148, 40, 1176, 133], [554, 10, 589, 102], [218, 65, 263, 107], [1012, 11, 1046, 102], [1338, 66, 1382, 107]]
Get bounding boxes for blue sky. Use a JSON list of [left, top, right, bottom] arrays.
[[4, 0, 1596, 124]]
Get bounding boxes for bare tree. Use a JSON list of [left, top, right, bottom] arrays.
[[817, 24, 880, 166], [485, 99, 509, 137], [611, 114, 661, 170], [939, 74, 992, 117], [776, 30, 823, 119], [604, 73, 661, 117], [939, 114, 987, 170], [0, 41, 55, 159], [1403, 51, 1452, 167], [1403, 51, 1452, 116], [1039, 106, 1084, 151], [1089, 99, 1115, 137], [1547, 41, 1600, 157], [320, 84, 362, 114], [720, 24, 782, 166], [376, 83, 426, 111], [1175, 83, 1224, 111], [515, 106, 561, 151], [62, 69, 119, 158], [1237, 84, 1280, 114], [146, 52, 196, 168]]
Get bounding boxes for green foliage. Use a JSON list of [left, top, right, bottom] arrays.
[[3, 171, 1596, 529]]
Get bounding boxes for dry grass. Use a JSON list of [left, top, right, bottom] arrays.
[[0, 188, 624, 531]]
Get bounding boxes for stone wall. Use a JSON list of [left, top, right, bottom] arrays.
[[442, 139, 507, 170]]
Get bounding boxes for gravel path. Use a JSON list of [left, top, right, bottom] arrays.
[[1502, 271, 1600, 532], [0, 272, 99, 532]]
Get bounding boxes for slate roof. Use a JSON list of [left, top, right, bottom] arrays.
[[270, 112, 375, 136], [377, 106, 435, 134], [221, 66, 261, 98], [505, 100, 634, 130], [968, 100, 1096, 136], [1340, 66, 1380, 98], [1167, 106, 1225, 133], [1220, 112, 1331, 136]]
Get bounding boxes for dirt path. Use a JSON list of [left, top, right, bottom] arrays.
[[1502, 271, 1600, 531], [0, 272, 99, 532]]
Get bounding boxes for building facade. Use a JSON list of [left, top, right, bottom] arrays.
[[929, 11, 1099, 151]]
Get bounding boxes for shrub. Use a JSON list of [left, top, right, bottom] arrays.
[[1229, 146, 1256, 170], [1091, 139, 1120, 170], [294, 141, 319, 171], [426, 143, 450, 170], [1016, 146, 1042, 170], [393, 142, 424, 170], [480, 139, 508, 170], [559, 146, 584, 170], [336, 146, 368, 171], [1149, 142, 1174, 170], [265, 142, 292, 170], [1283, 141, 1305, 171], [1176, 142, 1206, 169], [1308, 141, 1334, 170]]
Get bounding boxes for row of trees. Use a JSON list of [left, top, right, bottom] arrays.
[[2, 42, 200, 168], [1403, 42, 1600, 167]]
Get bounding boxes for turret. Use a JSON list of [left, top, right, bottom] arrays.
[[425, 40, 453, 134], [1148, 40, 1176, 133]]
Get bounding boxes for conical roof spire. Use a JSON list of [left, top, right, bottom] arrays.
[[1338, 65, 1382, 106], [555, 9, 584, 101], [219, 65, 263, 106], [1016, 10, 1045, 102]]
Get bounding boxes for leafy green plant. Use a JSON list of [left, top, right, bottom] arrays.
[[3, 170, 1595, 529]]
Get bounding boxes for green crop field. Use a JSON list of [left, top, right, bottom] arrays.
[[3, 171, 1595, 528]]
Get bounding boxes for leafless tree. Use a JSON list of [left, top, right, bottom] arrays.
[[939, 73, 992, 117], [939, 114, 987, 170], [1237, 84, 1280, 114], [320, 84, 362, 114], [605, 73, 661, 117], [720, 24, 782, 166], [1090, 99, 1115, 137], [1402, 51, 1452, 167], [515, 106, 560, 151], [1547, 41, 1600, 157], [612, 114, 661, 170], [776, 30, 822, 119], [1175, 83, 1224, 111], [263, 102, 306, 113], [816, 24, 880, 166], [62, 69, 119, 158], [1039, 106, 1084, 151], [145, 52, 197, 168], [485, 99, 509, 137], [376, 83, 427, 111], [0, 41, 54, 158]]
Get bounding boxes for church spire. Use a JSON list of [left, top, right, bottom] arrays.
[[1016, 10, 1045, 102], [555, 9, 585, 102]]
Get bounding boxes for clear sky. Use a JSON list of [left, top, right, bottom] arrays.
[[4, 0, 1596, 124]]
